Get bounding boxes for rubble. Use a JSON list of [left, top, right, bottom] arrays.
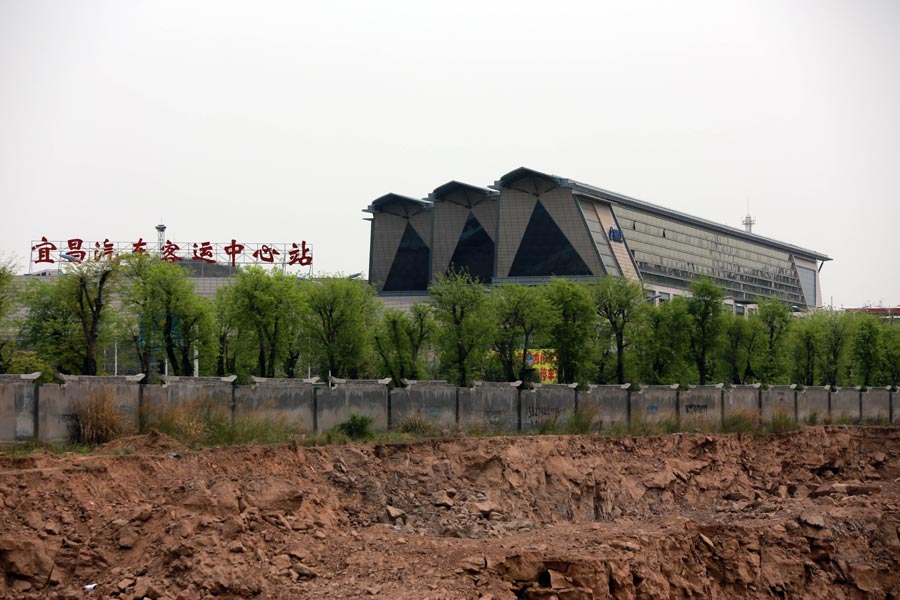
[[0, 426, 897, 598]]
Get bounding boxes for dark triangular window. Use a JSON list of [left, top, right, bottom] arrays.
[[447, 211, 494, 282], [509, 200, 592, 277], [384, 222, 430, 291]]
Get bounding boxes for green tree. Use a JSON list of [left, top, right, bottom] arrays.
[[788, 311, 824, 386], [5, 350, 55, 383], [373, 303, 435, 386], [20, 259, 119, 375], [0, 257, 18, 373], [633, 297, 692, 384], [429, 271, 491, 387], [489, 283, 552, 381], [820, 310, 852, 388], [882, 324, 900, 388], [719, 312, 752, 385], [687, 277, 724, 385], [221, 267, 306, 378], [121, 256, 216, 377], [299, 277, 378, 379], [213, 286, 238, 376], [544, 278, 596, 386], [590, 276, 644, 384], [852, 314, 883, 387], [753, 297, 792, 384]]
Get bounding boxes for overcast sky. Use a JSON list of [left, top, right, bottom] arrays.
[[1, 1, 898, 308]]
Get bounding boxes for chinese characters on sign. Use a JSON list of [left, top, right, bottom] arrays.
[[30, 237, 313, 272], [515, 349, 558, 384]]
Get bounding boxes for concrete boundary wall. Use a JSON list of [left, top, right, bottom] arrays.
[[520, 385, 576, 432], [681, 386, 723, 428], [579, 386, 628, 431], [762, 386, 796, 421], [0, 376, 39, 444], [862, 389, 891, 422], [798, 387, 830, 423], [2, 376, 897, 443], [234, 381, 316, 433], [459, 383, 518, 431], [724, 386, 760, 417], [389, 383, 457, 429], [831, 388, 860, 422], [317, 384, 388, 432], [632, 385, 679, 424]]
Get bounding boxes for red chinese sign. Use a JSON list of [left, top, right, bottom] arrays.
[[29, 237, 314, 272]]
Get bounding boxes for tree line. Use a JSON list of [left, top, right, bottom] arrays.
[[0, 257, 897, 389]]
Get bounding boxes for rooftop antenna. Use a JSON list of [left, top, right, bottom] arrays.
[[155, 223, 166, 257], [741, 197, 755, 233]]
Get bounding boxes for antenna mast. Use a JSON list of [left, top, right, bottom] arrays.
[[742, 198, 755, 233]]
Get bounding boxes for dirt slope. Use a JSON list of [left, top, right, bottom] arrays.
[[1, 427, 898, 599]]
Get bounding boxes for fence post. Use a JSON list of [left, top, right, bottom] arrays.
[[753, 383, 762, 423], [717, 383, 725, 429], [673, 383, 681, 427], [516, 385, 522, 432], [790, 384, 799, 423], [890, 387, 895, 425], [625, 383, 632, 428], [857, 386, 864, 423], [20, 372, 42, 442], [827, 386, 833, 421]]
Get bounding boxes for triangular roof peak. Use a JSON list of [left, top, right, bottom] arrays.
[[429, 180, 496, 202]]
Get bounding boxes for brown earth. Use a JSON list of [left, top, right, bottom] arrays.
[[1, 426, 899, 600]]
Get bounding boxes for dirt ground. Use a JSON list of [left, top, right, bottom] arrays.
[[1, 426, 899, 599]]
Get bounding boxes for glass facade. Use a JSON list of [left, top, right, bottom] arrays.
[[577, 199, 619, 277], [447, 211, 494, 282], [510, 200, 592, 277], [796, 265, 817, 307], [383, 222, 430, 292], [614, 206, 808, 305]]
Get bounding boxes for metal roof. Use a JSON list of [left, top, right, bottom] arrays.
[[492, 167, 557, 189], [363, 193, 432, 214], [429, 180, 497, 202], [494, 166, 830, 262]]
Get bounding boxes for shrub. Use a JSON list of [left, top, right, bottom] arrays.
[[69, 388, 127, 445], [336, 413, 374, 440]]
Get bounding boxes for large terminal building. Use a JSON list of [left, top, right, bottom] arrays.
[[364, 167, 830, 312]]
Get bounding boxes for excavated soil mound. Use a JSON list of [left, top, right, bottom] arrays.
[[0, 427, 898, 599], [98, 430, 188, 456]]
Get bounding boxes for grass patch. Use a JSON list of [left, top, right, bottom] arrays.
[[564, 405, 597, 435], [766, 410, 800, 434], [396, 414, 440, 437], [147, 399, 304, 448], [538, 413, 560, 435], [0, 442, 94, 457], [720, 409, 760, 434]]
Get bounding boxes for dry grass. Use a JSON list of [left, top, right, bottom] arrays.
[[146, 398, 304, 448], [70, 388, 128, 445]]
